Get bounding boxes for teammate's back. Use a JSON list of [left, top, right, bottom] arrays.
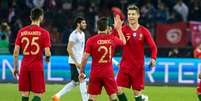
[[15, 23, 50, 71], [85, 34, 122, 77]]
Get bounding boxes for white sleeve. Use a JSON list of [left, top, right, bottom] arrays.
[[69, 32, 77, 43]]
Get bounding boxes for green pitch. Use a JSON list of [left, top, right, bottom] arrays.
[[0, 83, 197, 101]]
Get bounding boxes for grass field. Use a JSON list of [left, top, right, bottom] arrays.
[[0, 83, 198, 101]]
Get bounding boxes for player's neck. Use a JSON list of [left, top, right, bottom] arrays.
[[76, 28, 82, 33], [129, 23, 140, 31], [98, 30, 107, 34], [31, 21, 40, 26]]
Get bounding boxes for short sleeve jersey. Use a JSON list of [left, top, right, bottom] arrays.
[[68, 30, 85, 64], [15, 25, 51, 71], [85, 34, 123, 77]]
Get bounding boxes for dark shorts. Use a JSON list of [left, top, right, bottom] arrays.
[[70, 64, 79, 82], [19, 70, 45, 93]]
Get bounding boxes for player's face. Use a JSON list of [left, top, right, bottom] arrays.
[[127, 10, 140, 24], [80, 20, 87, 31], [39, 15, 44, 23], [107, 26, 112, 33]]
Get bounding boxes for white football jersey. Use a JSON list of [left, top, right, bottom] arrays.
[[68, 29, 85, 64]]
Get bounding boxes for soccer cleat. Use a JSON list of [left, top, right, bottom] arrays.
[[142, 94, 148, 101], [52, 95, 60, 101]]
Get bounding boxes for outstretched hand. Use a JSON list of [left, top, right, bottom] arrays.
[[149, 59, 156, 69], [199, 73, 201, 79], [79, 73, 86, 83], [13, 67, 19, 79], [114, 15, 123, 31]]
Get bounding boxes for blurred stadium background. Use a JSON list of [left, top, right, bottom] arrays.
[[0, 0, 201, 101]]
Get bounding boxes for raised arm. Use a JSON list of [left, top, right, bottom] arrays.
[[114, 15, 126, 45]]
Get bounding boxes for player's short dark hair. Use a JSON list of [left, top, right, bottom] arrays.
[[75, 17, 85, 26], [30, 8, 44, 20], [127, 4, 140, 14], [97, 17, 108, 31]]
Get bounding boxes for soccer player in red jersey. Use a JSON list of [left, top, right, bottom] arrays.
[[114, 4, 157, 101], [194, 44, 201, 58], [79, 16, 126, 101], [13, 8, 51, 101], [197, 73, 201, 101]]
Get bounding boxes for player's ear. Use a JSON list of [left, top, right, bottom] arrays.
[[30, 16, 32, 21]]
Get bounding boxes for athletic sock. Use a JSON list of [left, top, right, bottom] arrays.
[[22, 96, 29, 101], [55, 80, 77, 97], [198, 94, 201, 101], [32, 96, 41, 101], [117, 93, 127, 101], [88, 99, 93, 101], [80, 80, 88, 101], [135, 95, 142, 101]]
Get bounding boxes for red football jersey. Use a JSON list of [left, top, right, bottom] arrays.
[[85, 34, 123, 77], [113, 24, 157, 70], [15, 25, 51, 71], [194, 48, 201, 58]]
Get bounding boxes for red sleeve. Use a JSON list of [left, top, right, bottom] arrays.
[[15, 31, 21, 46], [111, 29, 118, 37], [144, 28, 157, 60], [43, 31, 51, 48], [113, 36, 123, 47], [85, 38, 92, 54]]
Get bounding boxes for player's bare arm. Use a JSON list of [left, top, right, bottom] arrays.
[[45, 47, 51, 62], [114, 15, 126, 45], [79, 52, 90, 82], [67, 41, 80, 68], [13, 45, 20, 79]]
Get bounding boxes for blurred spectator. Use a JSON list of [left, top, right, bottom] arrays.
[[173, 0, 189, 22], [33, 0, 45, 8], [0, 22, 10, 40], [167, 9, 182, 23], [188, 0, 201, 21], [0, 34, 9, 54], [140, 0, 157, 28], [194, 44, 201, 58], [156, 1, 169, 23], [168, 48, 180, 57]]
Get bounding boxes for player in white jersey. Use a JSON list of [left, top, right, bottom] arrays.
[[52, 17, 88, 101]]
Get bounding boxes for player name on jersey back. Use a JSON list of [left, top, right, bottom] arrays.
[[21, 31, 41, 36], [97, 40, 111, 45]]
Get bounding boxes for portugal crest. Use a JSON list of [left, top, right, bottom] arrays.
[[133, 32, 137, 38]]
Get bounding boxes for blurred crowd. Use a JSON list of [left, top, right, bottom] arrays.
[[0, 0, 201, 57]]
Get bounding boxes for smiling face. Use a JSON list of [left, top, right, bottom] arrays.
[[127, 4, 140, 25], [79, 20, 87, 31], [127, 9, 140, 25]]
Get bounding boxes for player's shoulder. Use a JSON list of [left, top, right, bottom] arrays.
[[140, 25, 150, 32], [88, 34, 98, 40], [70, 30, 78, 35], [122, 24, 129, 29], [37, 26, 49, 34], [18, 25, 30, 32]]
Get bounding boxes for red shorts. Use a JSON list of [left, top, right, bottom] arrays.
[[116, 67, 144, 90], [19, 70, 45, 93], [88, 76, 117, 96], [197, 81, 201, 93]]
